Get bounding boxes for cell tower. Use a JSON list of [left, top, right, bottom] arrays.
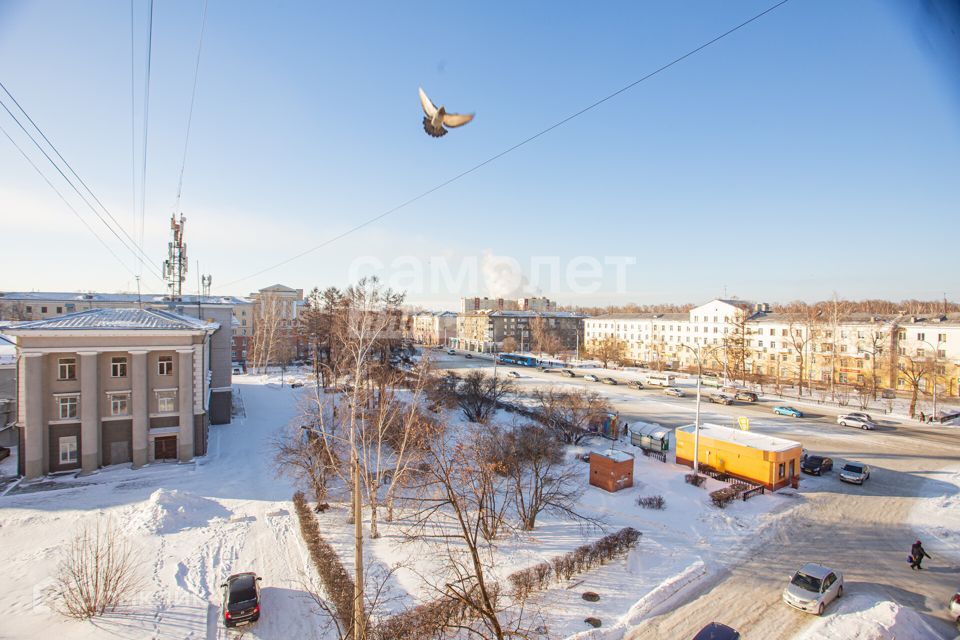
[[163, 214, 188, 300]]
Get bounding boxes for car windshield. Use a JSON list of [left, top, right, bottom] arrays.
[[791, 572, 822, 593], [806, 456, 822, 464], [229, 576, 257, 603], [843, 464, 863, 473]]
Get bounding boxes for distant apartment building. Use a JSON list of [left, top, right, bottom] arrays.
[[584, 299, 960, 400], [231, 298, 255, 367], [0, 291, 244, 423], [0, 330, 16, 448], [410, 311, 457, 346], [460, 296, 557, 313], [454, 310, 585, 353], [247, 284, 305, 364], [5, 309, 219, 479]]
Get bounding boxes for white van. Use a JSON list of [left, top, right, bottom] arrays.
[[644, 372, 676, 387]]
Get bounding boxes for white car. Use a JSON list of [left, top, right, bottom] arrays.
[[783, 563, 843, 615], [583, 374, 600, 382], [949, 589, 960, 624], [447, 349, 456, 355], [663, 387, 685, 397], [507, 371, 521, 378], [837, 414, 876, 430], [838, 462, 870, 485]]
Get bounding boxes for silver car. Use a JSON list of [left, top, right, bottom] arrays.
[[838, 462, 870, 485], [782, 563, 843, 615], [837, 414, 876, 430]]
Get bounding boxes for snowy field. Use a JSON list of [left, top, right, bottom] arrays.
[[3, 368, 958, 639]]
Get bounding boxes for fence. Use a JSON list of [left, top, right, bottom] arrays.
[[641, 448, 666, 463]]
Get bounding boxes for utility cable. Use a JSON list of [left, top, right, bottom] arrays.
[[173, 0, 209, 215]]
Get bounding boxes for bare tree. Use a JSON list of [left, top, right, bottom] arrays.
[[786, 306, 820, 397], [500, 336, 518, 353], [249, 293, 286, 373], [498, 423, 587, 531], [55, 519, 143, 619], [449, 370, 515, 424], [857, 328, 889, 400], [532, 387, 611, 445], [897, 355, 933, 418], [588, 335, 626, 368]]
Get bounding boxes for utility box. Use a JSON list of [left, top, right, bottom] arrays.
[[589, 449, 634, 493]]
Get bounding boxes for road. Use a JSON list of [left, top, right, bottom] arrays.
[[432, 351, 960, 638]]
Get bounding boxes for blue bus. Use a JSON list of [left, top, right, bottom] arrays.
[[497, 353, 539, 367]]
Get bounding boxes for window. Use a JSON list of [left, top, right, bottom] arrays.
[[839, 373, 848, 383], [778, 463, 785, 479], [110, 393, 130, 416], [917, 332, 925, 341], [59, 436, 78, 464], [58, 395, 79, 419], [898, 330, 906, 340], [938, 349, 946, 358], [26, 305, 32, 313], [840, 345, 847, 353], [157, 390, 177, 413], [56, 306, 62, 314], [158, 355, 174, 375], [111, 356, 127, 377], [916, 348, 925, 357], [58, 357, 77, 380], [938, 333, 947, 343], [41, 306, 47, 313]]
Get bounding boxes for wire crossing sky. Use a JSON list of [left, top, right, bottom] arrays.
[[0, 0, 957, 305]]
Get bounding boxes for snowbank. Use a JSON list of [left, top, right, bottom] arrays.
[[793, 594, 942, 639], [124, 488, 233, 535], [909, 465, 960, 561]]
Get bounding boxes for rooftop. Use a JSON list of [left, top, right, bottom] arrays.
[[0, 291, 248, 306], [676, 422, 801, 453], [597, 449, 634, 463], [586, 312, 688, 321], [4, 308, 218, 332]]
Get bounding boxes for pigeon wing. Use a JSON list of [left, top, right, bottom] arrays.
[[419, 87, 438, 117], [442, 112, 474, 128]]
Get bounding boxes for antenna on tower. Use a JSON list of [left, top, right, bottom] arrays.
[[163, 214, 188, 301]]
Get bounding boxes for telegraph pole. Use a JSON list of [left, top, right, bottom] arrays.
[[353, 454, 365, 640]]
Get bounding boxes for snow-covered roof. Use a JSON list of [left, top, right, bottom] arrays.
[[0, 333, 15, 366], [5, 308, 218, 332], [597, 449, 634, 463], [628, 422, 671, 440], [468, 310, 586, 318], [676, 422, 801, 453], [585, 312, 687, 321], [0, 291, 248, 306]]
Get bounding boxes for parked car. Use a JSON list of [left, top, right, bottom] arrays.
[[231, 364, 244, 375], [464, 353, 473, 359], [949, 589, 960, 624], [837, 414, 876, 430], [560, 369, 576, 377], [839, 462, 870, 485], [801, 455, 833, 476], [447, 349, 456, 355], [663, 386, 685, 397], [782, 563, 843, 615], [692, 622, 741, 640], [774, 405, 803, 418], [881, 388, 896, 399], [289, 381, 304, 388], [845, 412, 874, 422], [584, 374, 600, 382], [601, 377, 618, 385], [707, 393, 733, 405], [735, 391, 758, 402], [507, 371, 521, 378], [627, 380, 644, 390], [221, 572, 262, 628]]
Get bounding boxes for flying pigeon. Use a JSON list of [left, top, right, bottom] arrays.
[[419, 87, 474, 138]]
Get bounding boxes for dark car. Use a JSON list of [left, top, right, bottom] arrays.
[[627, 380, 644, 390], [560, 369, 576, 377], [602, 377, 618, 385], [692, 622, 741, 640], [801, 455, 833, 476], [290, 381, 304, 388], [464, 353, 473, 359], [734, 391, 758, 402], [707, 393, 733, 405], [221, 572, 262, 628]]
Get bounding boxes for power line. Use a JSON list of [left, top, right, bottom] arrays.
[[130, 0, 138, 261], [0, 80, 159, 275], [138, 0, 155, 276], [173, 0, 209, 215], [0, 95, 164, 281], [219, 0, 791, 290], [0, 121, 139, 278]]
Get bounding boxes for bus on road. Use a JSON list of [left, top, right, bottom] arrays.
[[644, 372, 676, 387], [497, 353, 539, 367]]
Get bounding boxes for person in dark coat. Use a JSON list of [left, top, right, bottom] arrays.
[[910, 540, 931, 569], [920, 411, 925, 422]]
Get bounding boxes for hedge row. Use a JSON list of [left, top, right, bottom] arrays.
[[508, 527, 642, 603], [292, 492, 358, 635]]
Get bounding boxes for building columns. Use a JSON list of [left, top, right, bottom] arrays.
[[78, 351, 100, 473], [22, 353, 45, 479], [130, 351, 148, 467], [177, 348, 194, 462]]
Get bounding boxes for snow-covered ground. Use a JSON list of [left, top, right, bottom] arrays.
[[909, 464, 960, 562], [794, 594, 944, 640]]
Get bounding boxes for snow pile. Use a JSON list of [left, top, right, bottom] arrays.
[[794, 594, 941, 639], [125, 488, 232, 535], [909, 465, 960, 559]]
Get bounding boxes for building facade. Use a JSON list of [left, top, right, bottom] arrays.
[[6, 309, 218, 479], [584, 300, 960, 401], [460, 296, 556, 313], [410, 311, 457, 346], [454, 310, 585, 353], [0, 331, 15, 448], [0, 291, 244, 423]]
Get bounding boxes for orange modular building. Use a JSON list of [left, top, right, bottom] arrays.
[[674, 423, 802, 491], [589, 449, 634, 492]]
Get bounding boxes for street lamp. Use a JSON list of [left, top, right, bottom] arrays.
[[916, 339, 942, 420], [678, 343, 725, 474]]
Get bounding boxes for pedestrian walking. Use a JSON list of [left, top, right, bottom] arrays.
[[910, 540, 931, 570], [920, 411, 925, 422]]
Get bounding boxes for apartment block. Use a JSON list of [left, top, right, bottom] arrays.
[[460, 296, 557, 313], [410, 311, 457, 346], [454, 310, 585, 353]]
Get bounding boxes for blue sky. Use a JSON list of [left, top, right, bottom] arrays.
[[0, 0, 958, 308]]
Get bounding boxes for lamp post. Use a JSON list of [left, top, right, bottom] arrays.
[[678, 343, 724, 474], [917, 339, 941, 420]]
